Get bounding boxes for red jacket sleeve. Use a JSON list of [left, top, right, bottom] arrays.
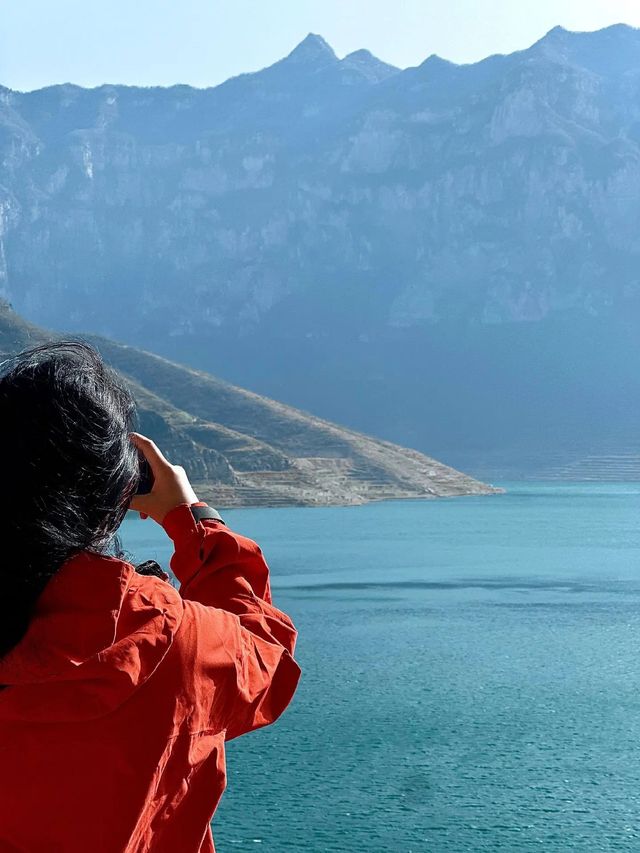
[[161, 503, 301, 741]]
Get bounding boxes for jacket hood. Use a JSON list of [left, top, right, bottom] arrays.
[[0, 551, 183, 723]]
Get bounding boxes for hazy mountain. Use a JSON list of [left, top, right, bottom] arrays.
[[0, 302, 496, 505], [1, 25, 639, 474]]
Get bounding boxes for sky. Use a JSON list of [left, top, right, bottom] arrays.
[[1, 0, 640, 91]]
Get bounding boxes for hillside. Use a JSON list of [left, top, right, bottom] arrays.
[[2, 26, 640, 469], [0, 303, 498, 506]]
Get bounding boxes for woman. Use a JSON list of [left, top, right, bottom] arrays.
[[0, 341, 301, 852]]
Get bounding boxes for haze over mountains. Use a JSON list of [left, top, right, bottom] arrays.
[[1, 25, 640, 477]]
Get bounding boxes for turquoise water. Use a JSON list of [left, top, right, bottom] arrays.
[[119, 483, 640, 852]]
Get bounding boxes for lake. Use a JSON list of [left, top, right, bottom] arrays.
[[119, 483, 640, 852]]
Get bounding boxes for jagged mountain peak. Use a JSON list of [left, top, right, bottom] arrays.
[[541, 24, 568, 40], [530, 22, 640, 76], [341, 48, 400, 82], [545, 22, 636, 39], [534, 21, 639, 47], [410, 53, 461, 83], [344, 48, 375, 60], [283, 33, 338, 67], [419, 53, 457, 70]]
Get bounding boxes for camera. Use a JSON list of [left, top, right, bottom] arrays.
[[135, 452, 155, 495]]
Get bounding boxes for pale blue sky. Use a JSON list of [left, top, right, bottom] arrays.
[[1, 0, 639, 91]]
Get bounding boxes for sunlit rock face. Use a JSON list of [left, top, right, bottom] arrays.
[[2, 26, 640, 464], [3, 25, 640, 335]]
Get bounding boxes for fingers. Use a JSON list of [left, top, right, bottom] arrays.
[[129, 432, 170, 478]]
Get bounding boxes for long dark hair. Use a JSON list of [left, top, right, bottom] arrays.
[[0, 341, 141, 658]]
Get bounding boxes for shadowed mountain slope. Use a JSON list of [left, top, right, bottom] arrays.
[[0, 302, 498, 506]]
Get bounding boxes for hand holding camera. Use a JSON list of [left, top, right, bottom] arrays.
[[129, 432, 199, 524]]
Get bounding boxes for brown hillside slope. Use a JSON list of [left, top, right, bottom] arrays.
[[0, 302, 500, 506]]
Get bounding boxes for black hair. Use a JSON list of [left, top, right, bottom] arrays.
[[0, 341, 141, 658]]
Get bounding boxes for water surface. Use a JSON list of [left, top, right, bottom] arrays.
[[120, 483, 640, 852]]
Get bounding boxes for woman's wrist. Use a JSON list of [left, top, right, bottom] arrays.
[[161, 502, 225, 545]]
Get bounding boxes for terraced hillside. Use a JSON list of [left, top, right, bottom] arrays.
[[0, 302, 499, 506]]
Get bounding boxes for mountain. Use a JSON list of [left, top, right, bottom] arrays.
[[1, 26, 640, 474], [0, 302, 497, 505]]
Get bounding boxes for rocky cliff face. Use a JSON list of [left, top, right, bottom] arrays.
[[1, 26, 640, 467]]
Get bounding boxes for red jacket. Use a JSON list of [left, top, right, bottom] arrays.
[[0, 504, 301, 852]]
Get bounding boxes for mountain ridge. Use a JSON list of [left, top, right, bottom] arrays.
[[282, 33, 338, 66], [1, 24, 639, 468], [8, 25, 640, 93]]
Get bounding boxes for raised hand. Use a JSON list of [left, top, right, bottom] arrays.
[[129, 432, 199, 524]]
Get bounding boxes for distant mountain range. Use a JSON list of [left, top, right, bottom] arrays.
[[0, 302, 496, 505], [1, 25, 640, 475]]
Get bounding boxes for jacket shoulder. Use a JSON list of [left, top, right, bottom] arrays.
[[113, 569, 184, 645]]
